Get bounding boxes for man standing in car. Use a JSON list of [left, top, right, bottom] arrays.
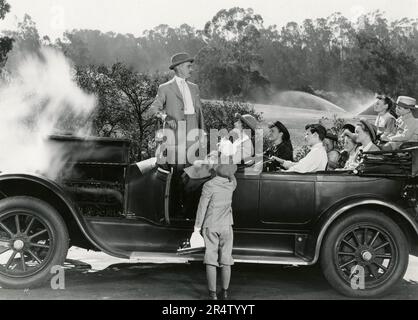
[[149, 52, 206, 168]]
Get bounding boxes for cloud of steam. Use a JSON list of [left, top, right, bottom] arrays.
[[0, 47, 96, 179]]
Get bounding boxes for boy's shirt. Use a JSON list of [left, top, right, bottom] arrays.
[[194, 176, 237, 230]]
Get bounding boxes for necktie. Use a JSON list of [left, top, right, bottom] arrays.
[[179, 79, 195, 115]]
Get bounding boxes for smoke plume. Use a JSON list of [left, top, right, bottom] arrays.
[[0, 47, 96, 179]]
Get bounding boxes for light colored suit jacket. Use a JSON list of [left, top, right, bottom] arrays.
[[194, 176, 237, 230], [150, 78, 205, 133]]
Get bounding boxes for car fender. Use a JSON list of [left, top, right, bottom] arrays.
[[309, 197, 418, 263], [0, 173, 129, 258]]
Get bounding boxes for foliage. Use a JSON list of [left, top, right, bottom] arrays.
[[0, 36, 13, 70], [3, 7, 418, 162], [294, 145, 311, 162], [76, 63, 263, 162], [0, 0, 11, 70], [0, 0, 10, 20], [196, 8, 270, 100], [320, 115, 350, 151], [38, 8, 418, 103], [75, 63, 171, 161], [201, 99, 262, 132], [3, 14, 41, 54]]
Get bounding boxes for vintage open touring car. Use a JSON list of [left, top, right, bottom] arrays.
[[0, 134, 418, 298]]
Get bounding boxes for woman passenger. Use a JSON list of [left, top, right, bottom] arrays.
[[265, 121, 293, 171]]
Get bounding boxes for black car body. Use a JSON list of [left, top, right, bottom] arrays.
[[0, 135, 417, 297]]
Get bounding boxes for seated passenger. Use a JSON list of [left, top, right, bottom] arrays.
[[264, 121, 293, 172], [381, 96, 418, 150], [274, 124, 328, 173], [339, 124, 360, 170], [323, 130, 340, 170], [230, 113, 255, 165], [183, 114, 257, 181], [352, 119, 380, 164], [374, 94, 396, 137]]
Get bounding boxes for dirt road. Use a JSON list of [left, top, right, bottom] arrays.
[[1, 247, 417, 300]]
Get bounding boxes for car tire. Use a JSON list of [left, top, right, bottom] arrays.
[[0, 196, 69, 289], [320, 210, 409, 298]]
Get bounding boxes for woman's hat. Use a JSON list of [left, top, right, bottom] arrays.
[[169, 52, 195, 70], [359, 118, 377, 142], [235, 113, 261, 131], [269, 121, 290, 141]]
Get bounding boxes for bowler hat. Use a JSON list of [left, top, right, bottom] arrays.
[[359, 118, 377, 143], [169, 52, 194, 70]]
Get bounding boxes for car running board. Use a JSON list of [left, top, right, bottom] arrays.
[[129, 251, 311, 265]]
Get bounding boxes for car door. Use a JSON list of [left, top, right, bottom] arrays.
[[258, 172, 316, 228], [231, 171, 261, 228]]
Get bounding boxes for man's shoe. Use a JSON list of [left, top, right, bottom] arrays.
[[219, 289, 229, 300], [208, 290, 217, 300]]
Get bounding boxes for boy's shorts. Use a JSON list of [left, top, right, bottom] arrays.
[[203, 226, 234, 267]]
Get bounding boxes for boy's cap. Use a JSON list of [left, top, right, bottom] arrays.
[[215, 164, 237, 178]]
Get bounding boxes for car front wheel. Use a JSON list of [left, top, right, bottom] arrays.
[[320, 210, 409, 298], [0, 196, 69, 289]]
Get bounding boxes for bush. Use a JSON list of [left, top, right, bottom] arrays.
[[201, 99, 262, 132], [77, 63, 264, 163]]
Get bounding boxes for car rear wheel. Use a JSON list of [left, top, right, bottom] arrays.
[[0, 196, 69, 289], [320, 210, 409, 298]]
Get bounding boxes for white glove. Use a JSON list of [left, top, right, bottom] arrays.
[[190, 229, 205, 248], [218, 138, 234, 157]]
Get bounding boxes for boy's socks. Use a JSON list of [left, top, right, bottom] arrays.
[[208, 290, 217, 300], [220, 265, 231, 290], [206, 265, 217, 292]]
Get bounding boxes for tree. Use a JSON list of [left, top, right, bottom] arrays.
[[57, 25, 206, 73], [57, 31, 91, 66], [4, 14, 41, 53], [0, 0, 10, 19], [76, 62, 171, 161], [196, 7, 269, 100], [0, 0, 12, 70], [2, 14, 43, 71]]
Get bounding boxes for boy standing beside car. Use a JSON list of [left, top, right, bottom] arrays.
[[193, 163, 237, 300]]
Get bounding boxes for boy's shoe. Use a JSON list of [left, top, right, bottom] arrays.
[[208, 290, 218, 300], [219, 289, 229, 300]]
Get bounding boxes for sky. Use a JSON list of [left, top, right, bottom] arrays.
[[1, 0, 418, 40]]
